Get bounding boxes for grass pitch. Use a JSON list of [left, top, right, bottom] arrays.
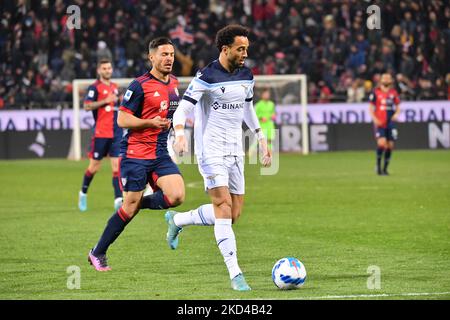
[[0, 151, 449, 300]]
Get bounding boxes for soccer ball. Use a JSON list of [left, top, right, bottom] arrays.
[[272, 257, 307, 289]]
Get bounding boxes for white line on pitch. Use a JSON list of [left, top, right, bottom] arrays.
[[186, 181, 203, 188]]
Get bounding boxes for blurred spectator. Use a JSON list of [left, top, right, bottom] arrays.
[[363, 80, 373, 100], [318, 81, 332, 103], [447, 74, 450, 100], [396, 73, 416, 100], [399, 52, 415, 79], [96, 41, 113, 62], [417, 76, 434, 100], [0, 0, 449, 109], [347, 78, 365, 103], [435, 77, 448, 100], [346, 45, 365, 73]]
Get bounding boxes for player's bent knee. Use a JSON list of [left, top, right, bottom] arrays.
[[165, 191, 185, 207], [167, 195, 184, 207], [214, 201, 232, 219], [88, 166, 100, 174], [217, 198, 232, 209], [123, 198, 141, 216], [88, 163, 101, 174], [378, 138, 388, 148]]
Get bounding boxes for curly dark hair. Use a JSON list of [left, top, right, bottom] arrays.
[[215, 24, 249, 52]]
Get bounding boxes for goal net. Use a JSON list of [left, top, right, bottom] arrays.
[[70, 75, 308, 160]]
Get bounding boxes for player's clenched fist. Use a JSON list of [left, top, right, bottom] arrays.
[[104, 93, 118, 104], [148, 116, 171, 130]]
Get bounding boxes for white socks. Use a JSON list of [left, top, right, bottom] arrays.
[[214, 218, 242, 280], [173, 204, 216, 227], [172, 205, 242, 279]]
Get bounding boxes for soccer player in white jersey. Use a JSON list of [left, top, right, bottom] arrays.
[[166, 25, 271, 291]]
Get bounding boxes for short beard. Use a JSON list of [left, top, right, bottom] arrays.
[[100, 74, 111, 81], [229, 59, 242, 72], [157, 65, 171, 76]]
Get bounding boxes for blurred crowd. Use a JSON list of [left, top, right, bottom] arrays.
[[0, 0, 449, 109]]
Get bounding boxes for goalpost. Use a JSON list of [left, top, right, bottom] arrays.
[[70, 74, 308, 160]]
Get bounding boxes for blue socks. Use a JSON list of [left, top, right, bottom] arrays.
[[93, 208, 131, 256], [376, 147, 384, 173], [141, 190, 171, 210], [112, 172, 121, 198], [384, 148, 392, 172], [81, 170, 95, 194]]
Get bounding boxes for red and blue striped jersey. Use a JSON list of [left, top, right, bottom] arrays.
[[119, 72, 180, 159], [369, 87, 400, 128], [84, 80, 119, 138]]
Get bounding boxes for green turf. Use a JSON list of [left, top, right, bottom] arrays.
[[0, 150, 449, 300]]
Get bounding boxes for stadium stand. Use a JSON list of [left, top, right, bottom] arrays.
[[0, 0, 449, 109]]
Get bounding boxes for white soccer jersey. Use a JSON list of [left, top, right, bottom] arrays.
[[180, 60, 256, 158]]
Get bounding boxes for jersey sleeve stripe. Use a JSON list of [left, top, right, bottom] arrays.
[[193, 77, 211, 88], [119, 106, 134, 114], [245, 97, 253, 102], [194, 77, 254, 88], [182, 95, 198, 105]]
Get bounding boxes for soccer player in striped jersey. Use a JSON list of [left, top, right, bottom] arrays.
[[369, 73, 401, 175], [78, 59, 123, 212], [88, 37, 185, 271], [166, 25, 271, 291]]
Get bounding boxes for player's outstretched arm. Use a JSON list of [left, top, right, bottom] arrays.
[[117, 111, 170, 130]]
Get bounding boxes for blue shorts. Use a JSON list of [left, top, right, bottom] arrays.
[[119, 155, 181, 192], [88, 136, 120, 160], [375, 126, 398, 141]]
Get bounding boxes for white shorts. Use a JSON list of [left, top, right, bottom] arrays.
[[197, 156, 245, 195]]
